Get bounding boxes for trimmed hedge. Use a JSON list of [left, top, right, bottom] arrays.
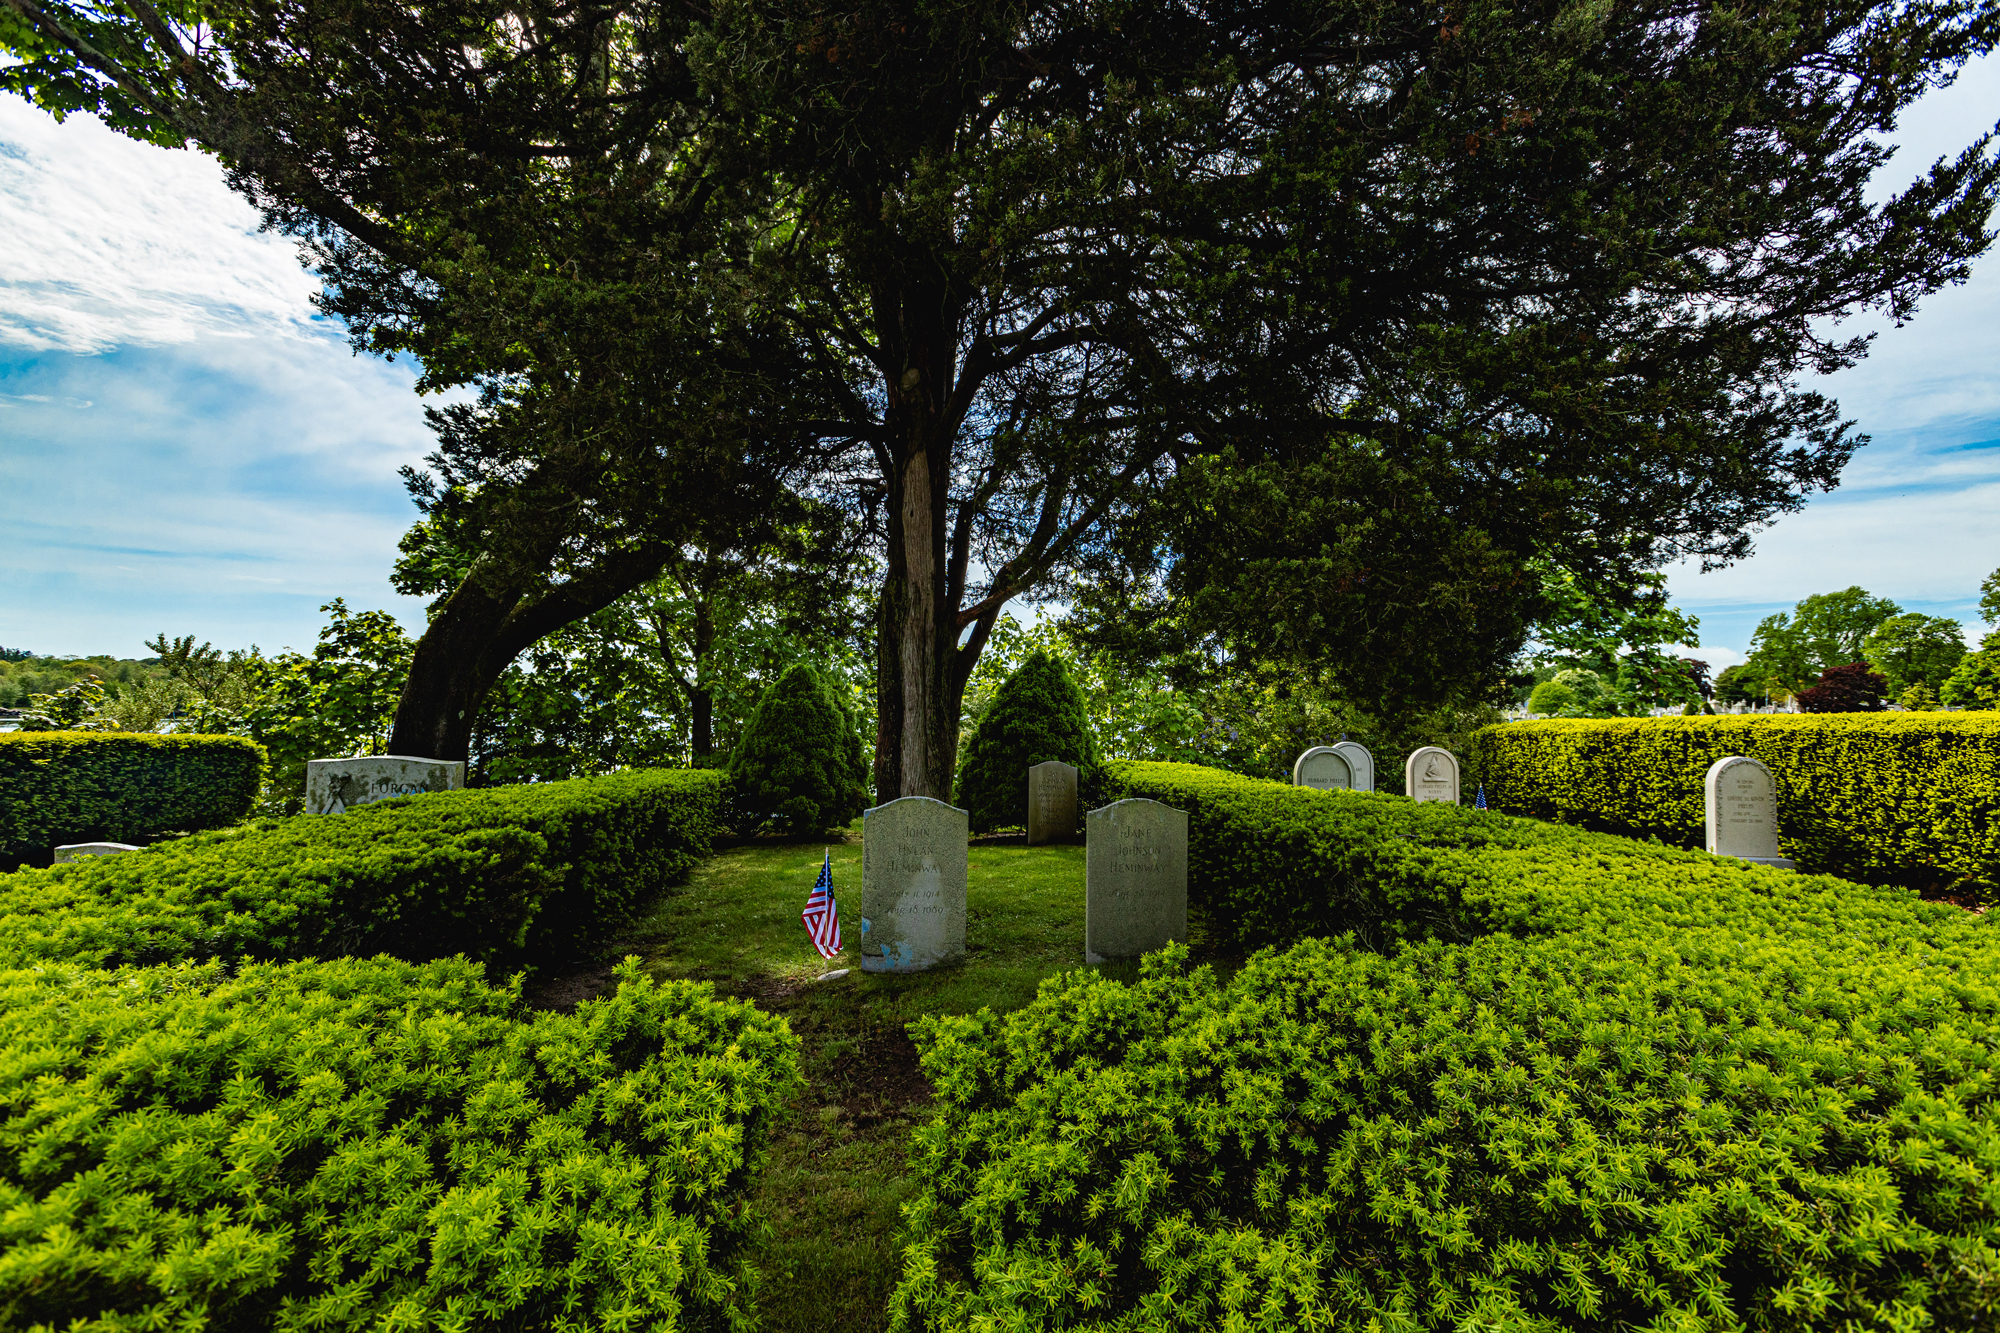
[[0, 732, 262, 871], [0, 767, 729, 970], [0, 955, 800, 1332], [1465, 714, 2000, 887], [893, 761, 2000, 1329]]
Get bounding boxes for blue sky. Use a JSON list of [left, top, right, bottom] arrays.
[[2, 62, 1998, 666]]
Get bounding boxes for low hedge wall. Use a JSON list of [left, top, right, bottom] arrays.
[[891, 761, 2000, 1329], [1464, 714, 2000, 888], [0, 955, 800, 1332], [0, 732, 263, 871], [0, 767, 729, 970]]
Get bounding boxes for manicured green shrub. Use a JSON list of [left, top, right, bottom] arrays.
[[894, 761, 2000, 1330], [956, 650, 1098, 832], [727, 664, 868, 836], [0, 955, 801, 1332], [1464, 714, 2000, 888], [0, 732, 262, 871], [0, 767, 728, 970]]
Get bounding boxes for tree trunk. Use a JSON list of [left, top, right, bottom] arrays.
[[386, 567, 525, 762], [873, 425, 958, 805], [690, 593, 715, 758]]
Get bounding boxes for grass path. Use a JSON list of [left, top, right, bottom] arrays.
[[615, 826, 1146, 1332]]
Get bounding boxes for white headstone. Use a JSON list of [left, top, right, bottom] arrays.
[[859, 796, 968, 973], [1085, 799, 1188, 963], [305, 755, 466, 815], [1332, 741, 1375, 793], [1704, 756, 1795, 869], [1026, 760, 1080, 845], [1404, 747, 1461, 804], [1292, 746, 1355, 791], [53, 842, 140, 863]]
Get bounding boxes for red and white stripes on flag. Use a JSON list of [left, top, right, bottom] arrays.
[[802, 850, 841, 959]]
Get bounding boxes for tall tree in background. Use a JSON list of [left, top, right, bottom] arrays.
[[1746, 586, 1905, 695]]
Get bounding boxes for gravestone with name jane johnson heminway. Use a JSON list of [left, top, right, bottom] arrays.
[[305, 756, 466, 815], [1085, 798, 1188, 963], [1026, 760, 1080, 845], [1404, 747, 1461, 804], [1292, 746, 1355, 791], [859, 796, 968, 973], [1704, 755, 1796, 870], [53, 842, 140, 864], [1332, 741, 1375, 793]]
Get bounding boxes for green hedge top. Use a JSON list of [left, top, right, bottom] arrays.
[[893, 760, 2000, 1330], [0, 767, 728, 970], [1466, 713, 2000, 886], [0, 955, 801, 1333], [0, 731, 263, 870]]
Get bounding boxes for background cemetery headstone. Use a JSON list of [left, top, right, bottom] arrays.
[[1085, 798, 1188, 964], [860, 796, 969, 973], [1405, 747, 1461, 804], [1704, 755, 1796, 869], [53, 842, 138, 863], [305, 756, 466, 815], [1292, 746, 1355, 791], [1026, 760, 1080, 845], [1332, 741, 1375, 792]]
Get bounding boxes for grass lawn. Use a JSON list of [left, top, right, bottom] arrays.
[[598, 825, 1160, 1332]]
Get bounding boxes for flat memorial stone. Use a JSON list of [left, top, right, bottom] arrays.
[[54, 842, 139, 863], [1704, 755, 1795, 870], [1405, 747, 1461, 804], [305, 755, 466, 815], [1085, 798, 1188, 963], [1026, 760, 1080, 845], [1293, 746, 1355, 791], [859, 796, 968, 973], [1332, 741, 1375, 793]]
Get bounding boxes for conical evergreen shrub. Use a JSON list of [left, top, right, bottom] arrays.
[[956, 650, 1098, 833], [727, 664, 868, 836]]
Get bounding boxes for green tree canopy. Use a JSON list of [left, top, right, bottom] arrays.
[[727, 665, 869, 837], [956, 652, 1098, 834], [1745, 587, 1905, 696], [1861, 613, 1969, 695]]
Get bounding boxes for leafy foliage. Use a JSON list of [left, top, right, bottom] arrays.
[[1795, 661, 1891, 712], [1744, 586, 1903, 696], [955, 652, 1099, 833], [1862, 612, 1969, 694], [0, 955, 800, 1333], [1469, 715, 2000, 892], [1942, 648, 2000, 710], [727, 666, 868, 837], [0, 733, 262, 872], [0, 768, 729, 969]]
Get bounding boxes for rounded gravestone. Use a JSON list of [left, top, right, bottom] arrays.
[[1703, 755, 1795, 869], [859, 796, 969, 973], [1404, 747, 1460, 804], [1331, 741, 1375, 793], [1293, 746, 1354, 791]]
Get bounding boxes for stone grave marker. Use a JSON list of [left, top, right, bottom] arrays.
[[1292, 746, 1355, 791], [1332, 741, 1376, 793], [1026, 760, 1080, 845], [1704, 756, 1796, 869], [1085, 798, 1188, 963], [859, 796, 968, 973], [1404, 747, 1461, 804], [54, 842, 139, 864], [305, 756, 465, 815]]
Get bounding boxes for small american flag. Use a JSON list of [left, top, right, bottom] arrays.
[[1475, 785, 1488, 810], [801, 850, 841, 958]]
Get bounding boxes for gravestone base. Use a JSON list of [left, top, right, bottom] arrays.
[[1729, 855, 1798, 872]]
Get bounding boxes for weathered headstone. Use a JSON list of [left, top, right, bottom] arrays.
[[1704, 756, 1796, 869], [1332, 741, 1376, 793], [1026, 760, 1080, 845], [1404, 747, 1461, 804], [305, 756, 465, 815], [1085, 798, 1188, 963], [53, 842, 139, 863], [1292, 746, 1355, 791], [859, 796, 968, 973]]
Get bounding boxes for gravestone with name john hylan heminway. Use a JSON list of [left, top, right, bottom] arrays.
[[1704, 755, 1796, 869], [305, 756, 465, 815], [1026, 760, 1080, 845], [1292, 746, 1355, 791], [860, 796, 968, 973], [1404, 747, 1460, 804], [1085, 798, 1188, 963]]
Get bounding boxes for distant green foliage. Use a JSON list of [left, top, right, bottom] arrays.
[[1744, 586, 1903, 696], [895, 761, 2000, 1329], [955, 651, 1098, 832], [1862, 612, 1968, 694], [1524, 678, 1579, 715], [0, 768, 728, 969], [728, 665, 868, 836], [0, 733, 262, 871], [1942, 649, 2000, 710], [0, 955, 800, 1332]]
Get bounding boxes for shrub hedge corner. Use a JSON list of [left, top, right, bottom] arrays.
[[0, 731, 262, 870]]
